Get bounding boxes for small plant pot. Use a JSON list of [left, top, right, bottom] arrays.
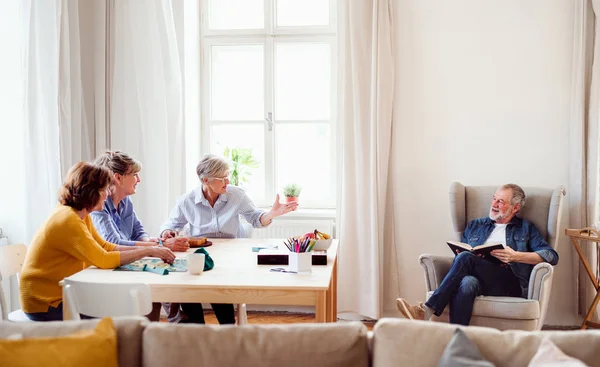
[[285, 196, 299, 210]]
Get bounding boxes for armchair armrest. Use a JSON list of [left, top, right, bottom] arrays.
[[527, 262, 554, 330], [419, 254, 454, 292], [527, 262, 554, 300]]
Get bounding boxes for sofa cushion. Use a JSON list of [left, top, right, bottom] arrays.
[[0, 316, 147, 367], [528, 338, 587, 367], [143, 322, 369, 367], [438, 328, 494, 367], [427, 291, 540, 320], [0, 317, 117, 367], [372, 318, 600, 367]]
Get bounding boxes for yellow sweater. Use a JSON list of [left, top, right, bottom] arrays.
[[20, 204, 121, 313]]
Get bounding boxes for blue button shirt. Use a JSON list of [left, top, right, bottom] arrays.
[[160, 185, 266, 238], [462, 216, 559, 298], [91, 196, 148, 246]]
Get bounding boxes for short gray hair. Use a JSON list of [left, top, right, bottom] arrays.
[[196, 154, 230, 180], [95, 150, 142, 176], [500, 183, 526, 209]]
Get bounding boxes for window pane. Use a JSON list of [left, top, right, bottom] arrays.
[[275, 123, 332, 202], [276, 0, 330, 27], [275, 43, 330, 120], [211, 45, 264, 120], [208, 0, 264, 30], [211, 124, 265, 203]]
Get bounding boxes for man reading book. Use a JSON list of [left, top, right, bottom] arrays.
[[397, 184, 559, 326]]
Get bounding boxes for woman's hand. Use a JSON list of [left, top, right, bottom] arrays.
[[150, 247, 176, 264], [164, 237, 190, 252], [270, 194, 298, 217]]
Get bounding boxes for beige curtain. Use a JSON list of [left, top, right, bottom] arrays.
[[337, 0, 398, 319], [570, 0, 600, 322]]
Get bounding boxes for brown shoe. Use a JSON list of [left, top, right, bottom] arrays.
[[396, 298, 425, 320]]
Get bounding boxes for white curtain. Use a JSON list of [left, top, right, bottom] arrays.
[[110, 0, 186, 236], [337, 0, 398, 319], [570, 0, 600, 321]]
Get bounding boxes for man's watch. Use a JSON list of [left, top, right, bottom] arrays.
[[158, 239, 164, 247]]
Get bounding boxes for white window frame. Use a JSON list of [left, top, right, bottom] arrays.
[[200, 0, 337, 209]]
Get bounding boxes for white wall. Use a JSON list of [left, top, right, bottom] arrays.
[[392, 0, 577, 325]]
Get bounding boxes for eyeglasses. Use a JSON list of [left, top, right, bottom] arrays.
[[210, 174, 231, 183]]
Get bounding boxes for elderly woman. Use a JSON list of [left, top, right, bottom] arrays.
[[91, 150, 189, 322], [91, 151, 189, 251], [159, 154, 298, 324], [20, 162, 175, 321]]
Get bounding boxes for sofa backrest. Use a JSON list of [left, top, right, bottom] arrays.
[[372, 318, 600, 367], [142, 321, 370, 367], [0, 316, 147, 367]]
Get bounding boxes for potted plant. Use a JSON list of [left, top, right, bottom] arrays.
[[223, 147, 259, 187], [283, 183, 301, 203]]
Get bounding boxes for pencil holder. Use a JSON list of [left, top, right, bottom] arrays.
[[289, 252, 311, 273]]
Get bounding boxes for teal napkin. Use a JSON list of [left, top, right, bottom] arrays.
[[194, 248, 214, 271]]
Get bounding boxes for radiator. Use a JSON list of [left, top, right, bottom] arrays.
[[250, 219, 334, 239]]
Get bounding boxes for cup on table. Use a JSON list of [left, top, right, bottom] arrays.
[[187, 253, 205, 275]]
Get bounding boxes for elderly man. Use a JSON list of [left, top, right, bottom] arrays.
[[397, 184, 559, 326]]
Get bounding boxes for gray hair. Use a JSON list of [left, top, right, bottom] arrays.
[[196, 154, 230, 180], [95, 150, 142, 176], [500, 183, 526, 209]]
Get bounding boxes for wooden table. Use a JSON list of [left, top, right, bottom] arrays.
[[63, 238, 338, 323], [565, 228, 600, 329]]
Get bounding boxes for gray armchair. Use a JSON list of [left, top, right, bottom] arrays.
[[418, 182, 566, 330]]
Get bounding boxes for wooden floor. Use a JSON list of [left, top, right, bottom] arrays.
[[163, 311, 377, 330]]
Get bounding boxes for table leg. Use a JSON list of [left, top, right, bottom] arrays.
[[62, 285, 71, 321], [325, 257, 337, 322], [571, 239, 600, 290], [582, 290, 600, 330], [315, 291, 327, 323]]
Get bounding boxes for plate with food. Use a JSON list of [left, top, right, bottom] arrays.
[[188, 237, 213, 248]]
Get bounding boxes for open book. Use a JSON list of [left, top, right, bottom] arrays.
[[446, 241, 505, 264]]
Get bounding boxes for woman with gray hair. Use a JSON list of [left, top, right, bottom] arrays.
[[159, 154, 298, 324]]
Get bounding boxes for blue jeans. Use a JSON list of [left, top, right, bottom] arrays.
[[25, 303, 94, 322], [425, 251, 522, 325]]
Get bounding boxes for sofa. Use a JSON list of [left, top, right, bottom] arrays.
[[1, 317, 600, 367]]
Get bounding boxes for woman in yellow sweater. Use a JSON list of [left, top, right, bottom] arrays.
[[20, 162, 175, 321]]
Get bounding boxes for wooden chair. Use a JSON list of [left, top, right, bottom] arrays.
[[63, 278, 152, 320], [0, 243, 30, 322]]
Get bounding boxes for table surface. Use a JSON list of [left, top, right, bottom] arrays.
[[66, 238, 339, 292]]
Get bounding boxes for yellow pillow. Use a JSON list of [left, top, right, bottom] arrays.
[[0, 317, 118, 367]]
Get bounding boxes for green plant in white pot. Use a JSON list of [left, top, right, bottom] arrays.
[[283, 183, 301, 204]]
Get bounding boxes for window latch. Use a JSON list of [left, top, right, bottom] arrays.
[[265, 112, 273, 131]]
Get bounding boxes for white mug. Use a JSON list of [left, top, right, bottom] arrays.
[[187, 253, 205, 275]]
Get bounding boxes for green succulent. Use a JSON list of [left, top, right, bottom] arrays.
[[283, 183, 302, 197]]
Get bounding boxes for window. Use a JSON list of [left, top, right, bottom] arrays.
[[201, 0, 337, 209]]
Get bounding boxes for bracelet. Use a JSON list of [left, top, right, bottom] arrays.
[[158, 239, 164, 247]]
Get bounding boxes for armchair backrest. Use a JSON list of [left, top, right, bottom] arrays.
[[449, 182, 566, 250]]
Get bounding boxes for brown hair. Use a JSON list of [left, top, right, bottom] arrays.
[[95, 150, 142, 176], [58, 162, 113, 211]]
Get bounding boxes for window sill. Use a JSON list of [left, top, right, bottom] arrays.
[[259, 208, 336, 221]]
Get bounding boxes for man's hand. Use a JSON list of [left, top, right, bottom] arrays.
[[491, 247, 518, 263], [164, 237, 190, 252], [151, 247, 176, 264]]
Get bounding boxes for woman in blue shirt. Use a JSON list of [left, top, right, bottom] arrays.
[[159, 154, 299, 324], [91, 151, 191, 323]]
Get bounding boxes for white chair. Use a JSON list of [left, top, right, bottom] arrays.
[[0, 243, 30, 322], [63, 278, 152, 320]]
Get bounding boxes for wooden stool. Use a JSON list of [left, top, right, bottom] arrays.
[[565, 228, 600, 329]]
